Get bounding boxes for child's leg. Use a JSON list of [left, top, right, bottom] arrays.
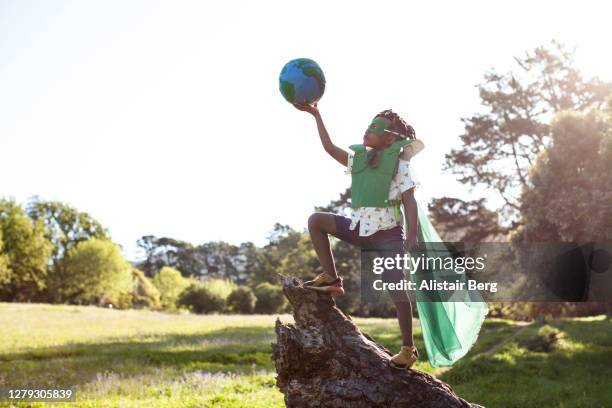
[[382, 267, 415, 347], [394, 299, 415, 347], [366, 227, 415, 348], [307, 212, 340, 278]]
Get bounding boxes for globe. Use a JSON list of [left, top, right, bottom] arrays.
[[279, 58, 326, 104]]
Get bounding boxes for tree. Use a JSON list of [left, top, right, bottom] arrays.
[[248, 223, 303, 285], [511, 104, 612, 242], [195, 241, 246, 283], [0, 199, 53, 301], [277, 233, 321, 280], [26, 197, 109, 267], [152, 266, 190, 310], [508, 103, 612, 318], [443, 40, 612, 229], [51, 238, 132, 305], [427, 197, 506, 242], [136, 235, 200, 278], [137, 236, 258, 284]]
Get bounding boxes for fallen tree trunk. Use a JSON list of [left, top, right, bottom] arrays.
[[272, 275, 484, 408]]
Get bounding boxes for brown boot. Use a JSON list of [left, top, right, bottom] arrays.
[[303, 272, 344, 296], [389, 345, 419, 370]]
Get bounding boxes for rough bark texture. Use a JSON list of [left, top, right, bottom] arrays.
[[272, 275, 484, 408]]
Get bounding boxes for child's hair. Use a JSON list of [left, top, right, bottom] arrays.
[[366, 109, 416, 169], [375, 109, 416, 140]]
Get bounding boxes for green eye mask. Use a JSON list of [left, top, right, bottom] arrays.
[[367, 118, 389, 137]]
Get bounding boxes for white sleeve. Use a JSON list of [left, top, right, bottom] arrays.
[[344, 152, 354, 175], [397, 159, 419, 193]]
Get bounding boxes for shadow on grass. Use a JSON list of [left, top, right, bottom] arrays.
[[0, 325, 277, 388], [1, 317, 510, 388]]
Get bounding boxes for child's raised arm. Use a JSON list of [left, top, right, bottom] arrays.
[[293, 102, 348, 167]]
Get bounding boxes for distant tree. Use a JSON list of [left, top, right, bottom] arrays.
[[277, 233, 321, 280], [51, 238, 132, 305], [152, 266, 190, 310], [443, 40, 612, 230], [0, 199, 53, 301], [232, 242, 260, 284], [137, 235, 258, 284], [136, 235, 199, 278], [248, 223, 303, 285], [195, 241, 244, 282], [314, 189, 352, 215], [427, 197, 506, 242], [26, 197, 109, 267]]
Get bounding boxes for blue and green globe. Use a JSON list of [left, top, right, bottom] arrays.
[[279, 58, 326, 104]]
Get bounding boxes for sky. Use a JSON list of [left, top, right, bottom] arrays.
[[1, 0, 611, 262]]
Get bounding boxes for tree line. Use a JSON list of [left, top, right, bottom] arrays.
[[0, 197, 305, 314]]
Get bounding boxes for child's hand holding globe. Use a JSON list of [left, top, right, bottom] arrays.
[[292, 101, 319, 116]]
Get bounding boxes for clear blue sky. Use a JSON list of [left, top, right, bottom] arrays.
[[1, 0, 611, 261]]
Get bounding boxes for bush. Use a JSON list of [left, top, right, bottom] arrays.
[[132, 268, 161, 309], [201, 278, 237, 299], [519, 324, 563, 352], [152, 266, 190, 310], [178, 283, 225, 314], [226, 286, 256, 313], [254, 282, 287, 314], [52, 238, 132, 306], [114, 292, 134, 310]]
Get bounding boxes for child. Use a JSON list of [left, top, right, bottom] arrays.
[[293, 101, 423, 369], [293, 101, 489, 370]]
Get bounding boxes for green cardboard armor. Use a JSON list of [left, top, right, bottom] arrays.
[[349, 139, 422, 209]]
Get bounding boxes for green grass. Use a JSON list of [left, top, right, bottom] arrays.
[[439, 315, 612, 407], [0, 303, 610, 407]]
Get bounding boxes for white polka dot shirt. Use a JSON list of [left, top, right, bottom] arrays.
[[344, 152, 419, 236]]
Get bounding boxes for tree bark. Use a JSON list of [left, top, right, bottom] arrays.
[[272, 275, 484, 408]]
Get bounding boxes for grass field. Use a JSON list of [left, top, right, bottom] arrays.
[[0, 303, 610, 407]]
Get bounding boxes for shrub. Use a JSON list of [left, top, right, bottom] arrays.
[[201, 278, 237, 299], [178, 283, 225, 314], [254, 282, 287, 314], [132, 268, 161, 309], [226, 286, 256, 313], [114, 292, 134, 310], [152, 266, 190, 310], [519, 324, 563, 352]]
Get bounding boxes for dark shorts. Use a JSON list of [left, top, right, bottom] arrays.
[[332, 214, 404, 250], [331, 215, 410, 303]]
